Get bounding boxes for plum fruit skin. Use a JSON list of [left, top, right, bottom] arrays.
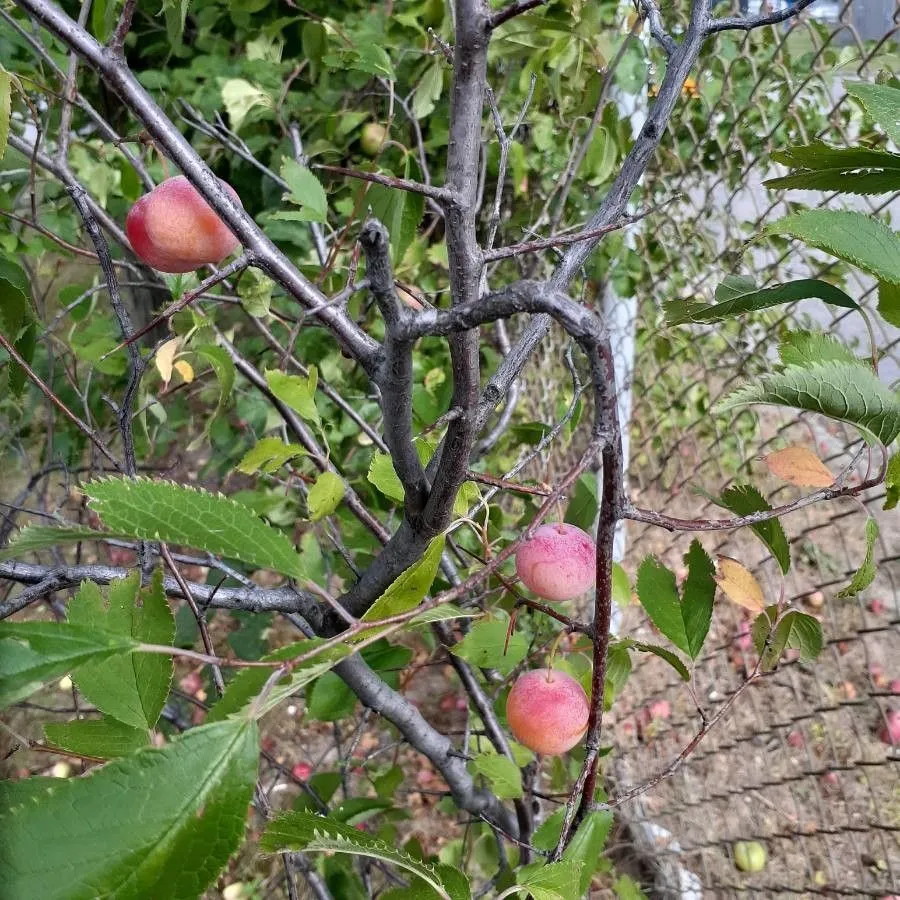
[[515, 523, 595, 601], [505, 668, 590, 756], [126, 175, 242, 273]]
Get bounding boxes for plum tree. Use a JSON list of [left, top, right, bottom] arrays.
[[515, 523, 595, 601], [125, 175, 242, 273], [505, 668, 590, 756]]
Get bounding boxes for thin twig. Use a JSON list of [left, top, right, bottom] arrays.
[[0, 331, 122, 469], [160, 544, 225, 697], [315, 164, 453, 204], [489, 0, 546, 29]]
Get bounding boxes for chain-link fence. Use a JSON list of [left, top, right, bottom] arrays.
[[605, 2, 900, 896]]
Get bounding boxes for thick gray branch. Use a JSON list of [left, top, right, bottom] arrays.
[[360, 221, 430, 521], [0, 560, 322, 623]]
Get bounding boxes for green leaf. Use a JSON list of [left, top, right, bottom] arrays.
[[836, 517, 879, 598], [307, 670, 356, 722], [0, 69, 10, 162], [764, 143, 900, 195], [237, 268, 275, 317], [206, 639, 350, 723], [0, 622, 137, 711], [332, 798, 394, 826], [613, 874, 648, 900], [845, 81, 900, 145], [612, 562, 631, 607], [368, 451, 406, 503], [266, 368, 321, 426], [718, 361, 900, 447], [220, 78, 273, 130], [562, 809, 613, 896], [468, 753, 523, 800], [362, 535, 445, 622], [261, 811, 471, 900], [450, 613, 527, 677], [878, 280, 900, 327], [349, 44, 396, 80], [0, 719, 259, 900], [280, 158, 328, 223], [0, 525, 117, 561], [766, 210, 900, 286], [585, 125, 617, 183], [90, 0, 119, 40], [68, 571, 174, 729], [186, 344, 235, 451], [236, 437, 306, 475], [680, 539, 716, 658], [628, 640, 691, 681], [368, 157, 425, 265], [516, 860, 583, 900], [163, 0, 190, 47], [43, 715, 149, 760], [603, 642, 632, 709], [412, 61, 443, 120], [884, 452, 900, 511], [714, 484, 791, 574], [664, 278, 857, 326], [778, 331, 861, 368], [85, 477, 308, 578], [565, 473, 598, 533], [634, 559, 683, 647], [407, 604, 481, 627], [752, 607, 823, 670], [307, 471, 346, 521]]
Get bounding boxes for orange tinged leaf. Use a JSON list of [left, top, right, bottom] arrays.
[[762, 445, 834, 488], [715, 556, 766, 613]]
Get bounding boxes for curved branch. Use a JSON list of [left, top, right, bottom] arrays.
[[706, 0, 818, 34]]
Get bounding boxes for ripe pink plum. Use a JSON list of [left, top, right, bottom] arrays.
[[126, 175, 242, 273], [506, 668, 590, 756], [879, 709, 900, 746], [515, 523, 595, 601]]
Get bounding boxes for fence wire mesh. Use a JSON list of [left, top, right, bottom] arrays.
[[605, 3, 900, 896]]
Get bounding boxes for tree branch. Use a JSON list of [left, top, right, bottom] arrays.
[[316, 164, 453, 205], [359, 220, 430, 522], [705, 0, 818, 34], [635, 0, 678, 56], [489, 0, 546, 29], [624, 470, 885, 533], [0, 560, 323, 622]]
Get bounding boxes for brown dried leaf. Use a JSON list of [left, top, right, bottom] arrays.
[[715, 556, 766, 613], [762, 445, 834, 488]]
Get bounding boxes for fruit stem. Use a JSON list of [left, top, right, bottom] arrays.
[[545, 629, 568, 679]]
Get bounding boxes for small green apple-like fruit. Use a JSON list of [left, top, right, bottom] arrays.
[[734, 841, 767, 873], [360, 123, 387, 157]]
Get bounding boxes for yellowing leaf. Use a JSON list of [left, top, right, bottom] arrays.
[[762, 446, 834, 488], [155, 338, 180, 386], [715, 556, 766, 613], [173, 360, 194, 383]]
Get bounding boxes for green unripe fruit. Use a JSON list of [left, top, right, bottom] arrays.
[[422, 0, 444, 27], [360, 123, 387, 157], [733, 841, 767, 873]]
